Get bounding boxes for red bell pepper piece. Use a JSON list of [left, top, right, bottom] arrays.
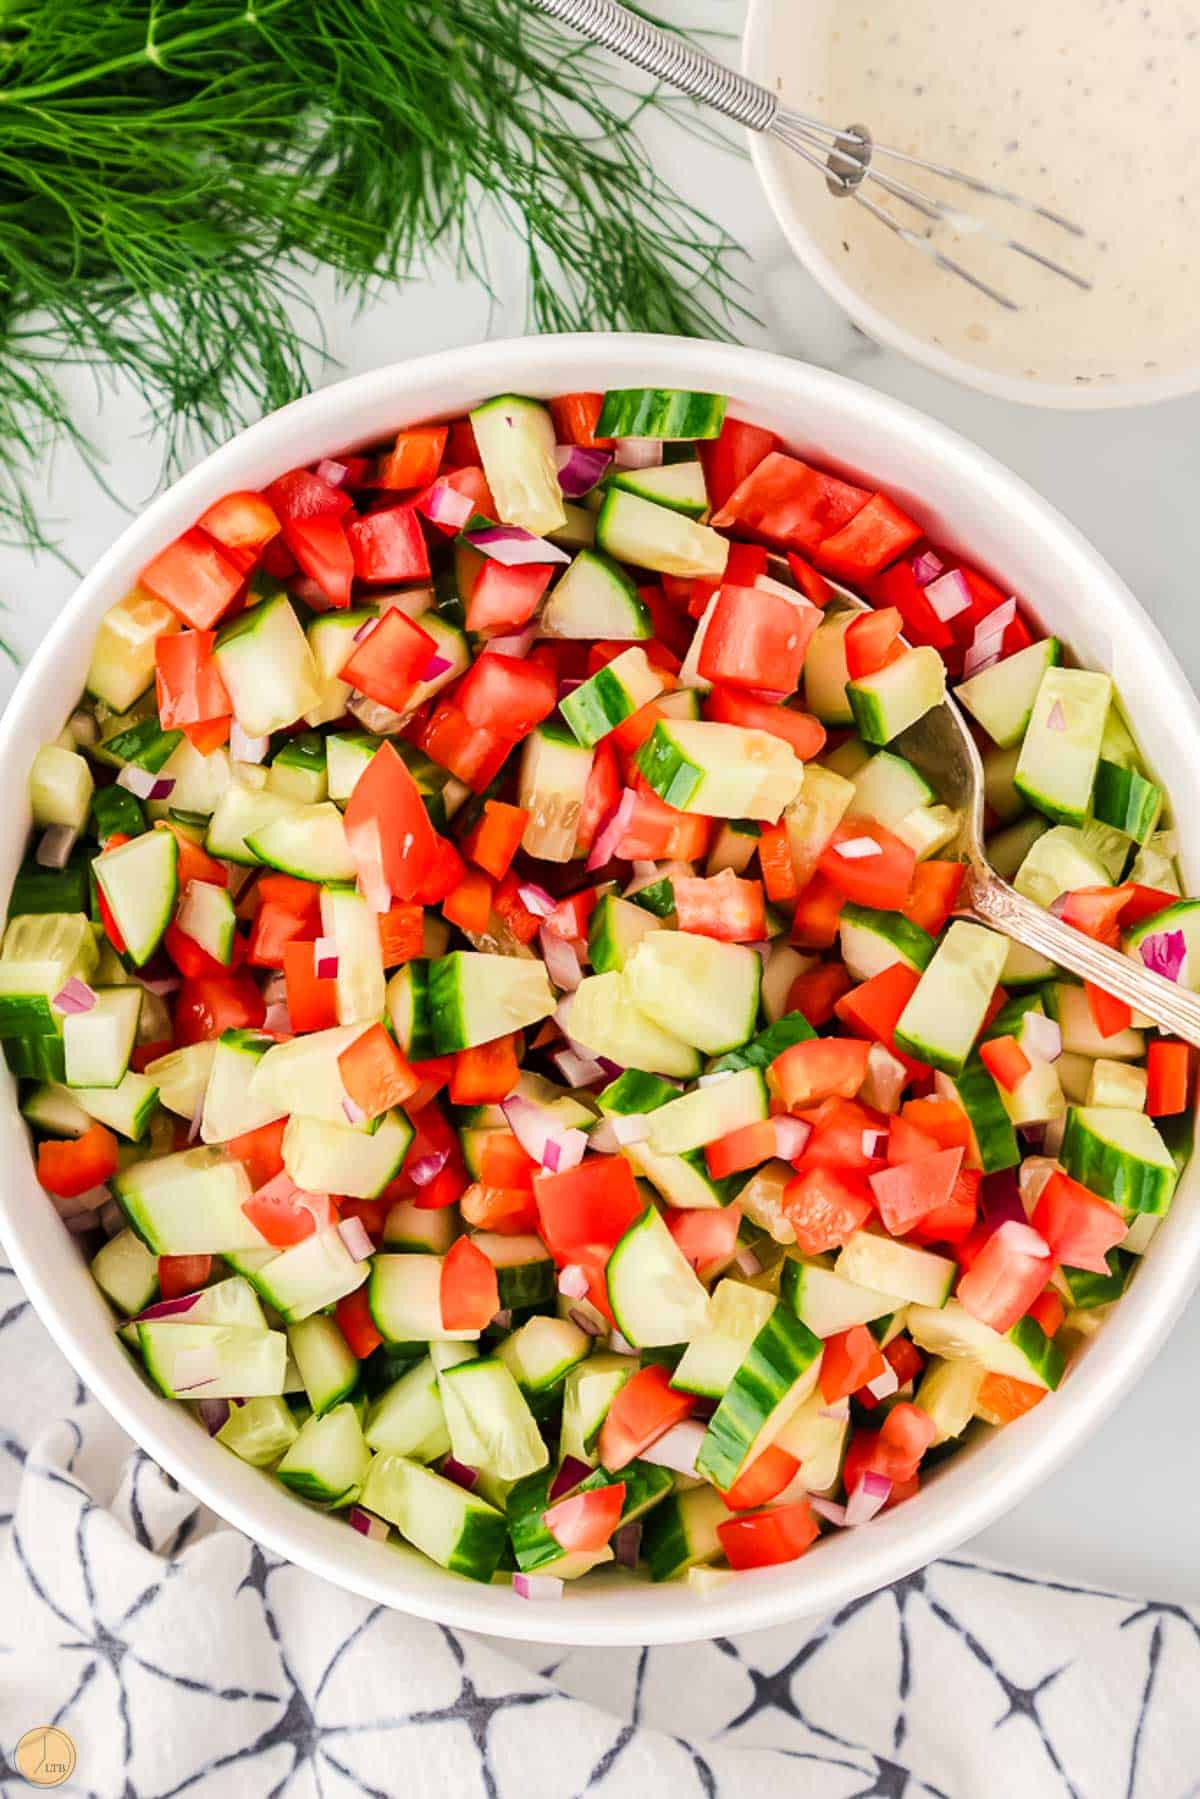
[[717, 1502, 820, 1570], [697, 584, 821, 695], [340, 610, 437, 714], [820, 1324, 887, 1403], [664, 1204, 742, 1277], [791, 873, 847, 948], [549, 393, 614, 449], [534, 1157, 643, 1264], [265, 468, 353, 522], [449, 1034, 521, 1106], [1146, 1039, 1190, 1116], [141, 529, 245, 629], [441, 867, 494, 935], [174, 971, 266, 1044], [870, 1146, 964, 1236], [198, 490, 282, 556], [819, 819, 917, 911], [335, 1286, 382, 1360], [460, 1183, 540, 1235], [461, 800, 529, 881], [465, 561, 555, 635], [282, 939, 339, 1033], [439, 1236, 500, 1333], [343, 740, 439, 907], [338, 1022, 419, 1117], [705, 1119, 781, 1181], [978, 1034, 1032, 1093], [346, 505, 431, 584], [865, 556, 954, 651], [377, 902, 425, 969], [225, 1118, 287, 1190], [782, 1166, 874, 1256], [785, 964, 853, 1028], [456, 652, 557, 740], [282, 514, 354, 608], [844, 607, 905, 679], [376, 426, 448, 491], [771, 1036, 872, 1110], [420, 700, 515, 790], [697, 415, 778, 511], [902, 861, 965, 935], [597, 1364, 693, 1471], [155, 629, 232, 729], [719, 1443, 801, 1511], [36, 1123, 120, 1198], [975, 1371, 1048, 1425], [813, 493, 922, 581]]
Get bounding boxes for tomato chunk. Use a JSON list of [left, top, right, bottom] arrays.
[[440, 1236, 500, 1332], [717, 1502, 819, 1570], [597, 1364, 692, 1471]]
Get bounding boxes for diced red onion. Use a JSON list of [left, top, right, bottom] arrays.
[[589, 1111, 648, 1154], [420, 479, 476, 532], [866, 1364, 900, 1401], [1047, 893, 1070, 920], [819, 1402, 850, 1422], [809, 1495, 849, 1527], [612, 1520, 643, 1568], [567, 1305, 603, 1337], [187, 1086, 205, 1144], [733, 1245, 762, 1277], [608, 1328, 638, 1357], [861, 1042, 909, 1115], [962, 638, 1003, 679], [552, 1048, 607, 1088], [836, 837, 883, 861], [348, 1505, 390, 1541], [408, 1147, 451, 1189], [137, 1290, 203, 1322], [558, 1264, 590, 1300], [773, 1117, 812, 1160], [513, 1572, 564, 1601], [697, 1070, 734, 1088], [549, 1456, 591, 1502], [117, 764, 175, 801], [99, 1199, 124, 1237], [1139, 928, 1187, 983], [539, 1128, 587, 1175], [352, 616, 378, 644], [420, 652, 453, 681], [1045, 700, 1067, 733], [313, 937, 339, 979], [613, 437, 663, 470], [36, 824, 78, 869], [1018, 1156, 1060, 1212], [198, 1397, 231, 1436], [638, 1420, 706, 1476], [630, 860, 659, 884], [995, 1219, 1052, 1259], [911, 551, 945, 588], [137, 972, 181, 997], [52, 977, 96, 1016], [861, 1129, 889, 1160], [316, 458, 351, 488], [519, 883, 557, 918], [586, 787, 638, 872], [482, 628, 535, 659], [171, 1345, 219, 1393], [502, 1092, 587, 1173], [844, 1471, 892, 1527], [540, 929, 583, 994], [261, 971, 288, 1005], [983, 597, 1018, 635], [465, 524, 570, 567], [924, 568, 972, 621], [441, 1457, 479, 1492], [1043, 1114, 1067, 1158], [341, 1095, 367, 1127], [230, 722, 269, 764], [262, 1001, 292, 1035], [1022, 1013, 1063, 1062], [555, 443, 612, 497], [68, 709, 99, 747], [338, 1216, 374, 1261]]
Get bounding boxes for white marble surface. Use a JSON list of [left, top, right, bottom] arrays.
[[2, 47, 1199, 1604]]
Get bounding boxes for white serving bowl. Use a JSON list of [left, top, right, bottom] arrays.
[[2, 334, 1198, 1647], [742, 0, 1200, 410]]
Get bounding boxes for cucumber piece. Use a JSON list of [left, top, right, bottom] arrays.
[[1001, 941, 1059, 988], [137, 1321, 287, 1398], [595, 387, 727, 440], [628, 875, 677, 919], [772, 1385, 849, 1492], [470, 394, 566, 538], [368, 1254, 477, 1344], [587, 893, 662, 974], [624, 1139, 738, 1211], [624, 931, 761, 1055], [217, 1396, 300, 1467], [894, 803, 960, 861], [72, 1070, 159, 1140], [471, 1232, 557, 1310], [86, 589, 179, 712], [999, 1054, 1066, 1127], [288, 1313, 360, 1414], [205, 784, 302, 865], [304, 610, 377, 728], [364, 1453, 507, 1581], [111, 1153, 253, 1263], [1123, 899, 1200, 993], [707, 818, 761, 878], [610, 460, 709, 518], [560, 646, 663, 748], [22, 1081, 92, 1137], [560, 1352, 635, 1464], [1091, 760, 1162, 845], [1014, 666, 1112, 825], [1061, 1105, 1177, 1215], [321, 886, 386, 1025], [242, 1227, 368, 1323], [915, 1358, 986, 1444], [670, 1279, 776, 1398], [982, 742, 1026, 822], [1085, 1058, 1147, 1110], [635, 718, 803, 820], [99, 715, 182, 773], [250, 1022, 370, 1125], [176, 879, 236, 966], [595, 488, 728, 581], [779, 1256, 899, 1337], [605, 1205, 709, 1348], [847, 645, 946, 747], [954, 638, 1062, 747], [1056, 1249, 1130, 1310], [150, 1047, 222, 1125], [644, 1067, 768, 1156], [507, 1459, 671, 1572], [438, 1357, 548, 1481], [382, 1198, 458, 1255], [894, 921, 1009, 1075], [1129, 829, 1181, 895], [988, 814, 1049, 883], [199, 1028, 279, 1142], [834, 1231, 956, 1307], [30, 745, 94, 832], [760, 944, 812, 1024], [642, 1485, 734, 1581], [7, 855, 89, 919], [849, 750, 934, 828], [214, 592, 320, 737], [245, 800, 356, 883], [428, 951, 555, 1053], [838, 904, 935, 982], [566, 971, 701, 1079], [326, 731, 381, 805], [782, 764, 857, 888], [709, 1010, 816, 1074], [803, 612, 856, 724], [268, 732, 328, 806], [385, 959, 435, 1060], [151, 738, 232, 819], [907, 1300, 1064, 1390], [141, 1273, 267, 1330], [1044, 983, 1145, 1058], [693, 1307, 823, 1489], [63, 986, 142, 1089], [276, 1402, 370, 1506], [538, 548, 650, 641], [94, 829, 178, 965], [547, 502, 596, 552], [282, 1110, 412, 1199], [365, 1356, 450, 1460], [517, 720, 594, 862], [90, 1227, 159, 1316], [495, 1314, 591, 1400], [940, 1056, 1022, 1173]]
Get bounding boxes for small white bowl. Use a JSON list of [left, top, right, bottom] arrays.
[[742, 0, 1200, 410], [2, 333, 1199, 1646]]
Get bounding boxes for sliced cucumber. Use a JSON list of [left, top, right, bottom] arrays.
[[288, 1313, 360, 1414], [429, 951, 555, 1053], [566, 971, 701, 1080], [251, 1227, 368, 1323], [268, 733, 328, 806], [538, 548, 650, 641], [385, 959, 436, 1060], [517, 720, 594, 862], [114, 1146, 260, 1253], [782, 764, 856, 887], [368, 1253, 478, 1344], [595, 488, 728, 581], [360, 1454, 507, 1582], [955, 638, 1061, 747], [707, 818, 761, 878], [560, 646, 663, 749], [63, 986, 142, 1089], [642, 1485, 734, 1581], [940, 1056, 1021, 1173], [304, 610, 376, 728], [217, 1396, 300, 1468], [605, 1205, 709, 1348], [560, 1352, 636, 1465], [1044, 983, 1144, 1059], [205, 783, 302, 866], [644, 1067, 768, 1156], [137, 1322, 288, 1399], [365, 1356, 450, 1460], [1123, 899, 1200, 994], [610, 459, 709, 518], [907, 1300, 1064, 1390], [495, 1314, 591, 1397], [321, 886, 386, 1025], [772, 1385, 849, 1492], [834, 1231, 956, 1307], [838, 904, 935, 982], [22, 1080, 92, 1137], [90, 1227, 159, 1316], [470, 394, 566, 538], [587, 893, 662, 974], [693, 1307, 823, 1490], [282, 1110, 412, 1199], [849, 750, 934, 828], [382, 1198, 459, 1255], [847, 645, 946, 747], [86, 589, 179, 712], [595, 387, 727, 440], [624, 931, 761, 1056], [215, 592, 321, 738], [670, 1279, 776, 1398], [30, 744, 94, 832], [176, 879, 236, 966], [276, 1402, 370, 1506], [915, 1358, 986, 1444], [73, 1070, 159, 1140], [635, 718, 803, 821], [1014, 666, 1112, 826], [894, 921, 1008, 1075], [779, 1256, 899, 1338], [246, 801, 356, 883], [94, 828, 178, 965], [1085, 1058, 1147, 1110], [1092, 760, 1162, 845], [1061, 1105, 1177, 1215], [803, 612, 856, 725], [471, 1232, 557, 1310], [250, 1022, 371, 1125], [200, 1028, 280, 1143], [438, 1357, 548, 1481]]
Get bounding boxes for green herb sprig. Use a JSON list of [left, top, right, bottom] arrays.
[[0, 0, 747, 560]]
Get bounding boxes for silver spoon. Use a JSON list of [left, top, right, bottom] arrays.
[[775, 560, 1200, 1048]]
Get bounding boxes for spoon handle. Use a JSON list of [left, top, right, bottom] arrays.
[[968, 868, 1200, 1049]]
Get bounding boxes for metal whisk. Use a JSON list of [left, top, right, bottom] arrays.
[[528, 0, 1090, 310]]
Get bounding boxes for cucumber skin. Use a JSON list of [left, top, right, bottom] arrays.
[[629, 878, 676, 918], [507, 1460, 672, 1571], [595, 388, 727, 441], [1008, 1316, 1066, 1390], [839, 904, 936, 973], [561, 665, 636, 748], [1061, 1108, 1178, 1214], [954, 1056, 1021, 1174], [635, 724, 703, 810], [708, 1009, 816, 1075], [694, 1308, 822, 1490], [1091, 760, 1161, 845], [642, 1486, 730, 1582]]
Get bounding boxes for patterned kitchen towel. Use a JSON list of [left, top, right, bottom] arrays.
[[2, 1253, 1198, 1799]]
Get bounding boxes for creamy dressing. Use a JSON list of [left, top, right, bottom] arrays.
[[772, 0, 1200, 387]]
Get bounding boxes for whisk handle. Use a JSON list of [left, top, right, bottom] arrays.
[[526, 0, 777, 131]]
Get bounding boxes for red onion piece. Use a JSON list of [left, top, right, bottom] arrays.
[[171, 1345, 219, 1393], [836, 837, 883, 861], [316, 458, 351, 488], [567, 1305, 603, 1337], [549, 1456, 592, 1502], [465, 524, 570, 567], [420, 651, 453, 681], [187, 1086, 205, 1144], [137, 972, 181, 997], [1018, 1156, 1060, 1211], [773, 1117, 812, 1160], [198, 1397, 231, 1436], [810, 1495, 849, 1527], [639, 1421, 706, 1476], [613, 437, 663, 471], [612, 1520, 643, 1568], [866, 1364, 900, 1401], [352, 616, 378, 644], [348, 1505, 390, 1541], [994, 1219, 1052, 1260], [408, 1146, 451, 1188], [513, 1572, 564, 1601], [551, 1048, 606, 1088], [441, 1457, 479, 1492], [482, 628, 535, 659], [861, 1128, 888, 1160], [117, 763, 175, 801], [420, 480, 476, 532], [136, 1290, 203, 1322], [1046, 700, 1067, 732], [540, 927, 583, 994], [911, 550, 945, 588], [924, 568, 972, 622], [262, 1001, 292, 1036], [586, 787, 638, 872], [589, 1112, 648, 1153], [1021, 1013, 1062, 1063], [313, 936, 339, 980], [338, 1215, 374, 1261], [844, 1472, 892, 1527], [502, 1092, 587, 1173], [342, 1095, 368, 1127], [1139, 928, 1187, 983], [555, 444, 613, 498], [557, 1264, 590, 1300], [819, 1402, 850, 1422], [99, 1198, 125, 1237], [230, 722, 269, 764], [36, 824, 78, 868], [733, 1245, 762, 1277], [52, 977, 96, 1016], [519, 883, 557, 918], [608, 1328, 638, 1357]]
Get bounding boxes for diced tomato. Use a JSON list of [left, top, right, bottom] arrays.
[[260, 537, 298, 577], [282, 939, 338, 1033], [420, 700, 514, 791], [870, 1401, 938, 1482], [870, 1146, 964, 1236], [155, 629, 231, 729], [771, 1036, 871, 1109], [163, 918, 237, 980], [198, 490, 281, 557], [376, 902, 424, 969], [697, 416, 778, 511], [242, 1170, 336, 1247], [174, 971, 266, 1044], [442, 867, 494, 935], [1085, 980, 1133, 1040], [411, 835, 467, 908], [130, 1040, 172, 1073], [1119, 885, 1184, 927], [786, 963, 853, 1028], [466, 560, 554, 634], [376, 425, 448, 491], [449, 1034, 520, 1106], [549, 392, 613, 449], [703, 684, 827, 760], [907, 1164, 981, 1246], [784, 550, 835, 609], [819, 1323, 886, 1403], [820, 819, 916, 911], [956, 1220, 1055, 1333], [338, 1022, 418, 1117], [903, 861, 965, 935], [340, 610, 437, 713], [439, 1236, 500, 1332], [247, 899, 312, 969], [1058, 884, 1131, 945], [335, 1286, 381, 1360], [543, 889, 599, 944], [1147, 1039, 1190, 1116], [480, 1132, 537, 1192], [978, 1034, 1032, 1093], [883, 1335, 924, 1388], [156, 1254, 213, 1302], [1029, 1289, 1065, 1337], [597, 1363, 692, 1471], [460, 1182, 540, 1234], [719, 1442, 801, 1511], [456, 653, 557, 740], [141, 529, 245, 629], [343, 740, 439, 906], [886, 1113, 939, 1163], [712, 452, 870, 553], [836, 962, 924, 1063], [461, 801, 529, 881], [791, 873, 847, 948], [783, 1166, 873, 1256], [813, 493, 922, 581], [225, 1117, 287, 1190], [974, 1371, 1048, 1426], [673, 871, 766, 943], [792, 1097, 886, 1175], [865, 557, 954, 651], [182, 715, 232, 754], [282, 514, 354, 608], [705, 1119, 780, 1181], [717, 1502, 820, 1570], [697, 584, 820, 696], [1031, 1170, 1127, 1274], [900, 1097, 971, 1151], [534, 1157, 644, 1264], [612, 780, 710, 864], [345, 505, 431, 585], [265, 468, 353, 522], [572, 739, 619, 857], [36, 1123, 120, 1198], [844, 607, 905, 680], [543, 1482, 626, 1553], [664, 1204, 742, 1278], [757, 823, 798, 906]]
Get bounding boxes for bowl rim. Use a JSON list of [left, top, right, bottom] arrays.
[[3, 330, 1200, 1647], [741, 0, 1200, 412]]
